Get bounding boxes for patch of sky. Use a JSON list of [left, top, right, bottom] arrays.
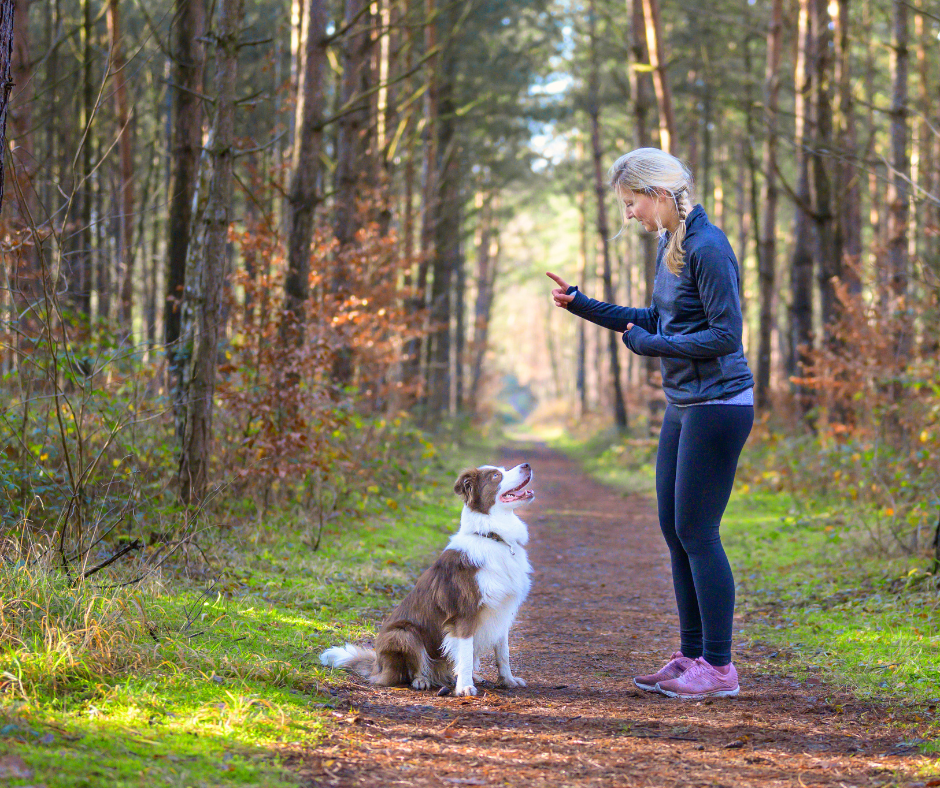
[[529, 121, 574, 172]]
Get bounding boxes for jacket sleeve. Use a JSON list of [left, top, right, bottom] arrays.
[[622, 245, 742, 359], [565, 286, 659, 333]]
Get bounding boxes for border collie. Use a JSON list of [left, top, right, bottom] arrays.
[[320, 463, 534, 696]]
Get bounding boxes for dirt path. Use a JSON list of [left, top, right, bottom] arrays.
[[293, 443, 935, 787]]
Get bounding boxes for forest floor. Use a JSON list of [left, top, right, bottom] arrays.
[[290, 442, 938, 788]]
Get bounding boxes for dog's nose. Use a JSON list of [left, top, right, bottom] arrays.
[[520, 462, 530, 470]]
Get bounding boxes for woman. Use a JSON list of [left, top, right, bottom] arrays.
[[547, 147, 754, 700]]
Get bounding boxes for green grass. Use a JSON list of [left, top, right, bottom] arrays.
[[0, 438, 493, 788], [722, 490, 940, 703]]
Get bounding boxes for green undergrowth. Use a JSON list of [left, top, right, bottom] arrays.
[[549, 427, 940, 739], [1, 432, 499, 788]]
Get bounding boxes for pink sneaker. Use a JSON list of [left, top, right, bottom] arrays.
[[633, 651, 695, 693], [657, 657, 739, 699]]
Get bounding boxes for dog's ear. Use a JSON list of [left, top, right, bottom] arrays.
[[453, 468, 479, 504]]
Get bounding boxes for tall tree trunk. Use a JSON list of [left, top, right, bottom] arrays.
[[427, 10, 458, 418], [334, 0, 372, 249], [175, 0, 243, 505], [107, 0, 135, 327], [887, 0, 909, 310], [589, 2, 628, 431], [756, 0, 783, 407], [575, 183, 588, 418], [469, 192, 498, 407], [283, 0, 326, 340], [628, 0, 659, 419], [0, 0, 12, 212], [788, 0, 815, 396], [397, 0, 421, 406], [76, 0, 94, 318], [6, 0, 39, 262], [165, 0, 206, 383], [332, 0, 373, 385], [640, 0, 676, 153], [810, 0, 839, 333], [414, 0, 438, 411], [833, 0, 862, 295]]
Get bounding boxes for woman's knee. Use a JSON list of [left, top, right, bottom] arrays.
[[675, 519, 721, 554]]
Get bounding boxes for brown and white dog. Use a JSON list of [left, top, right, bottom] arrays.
[[320, 463, 534, 696]]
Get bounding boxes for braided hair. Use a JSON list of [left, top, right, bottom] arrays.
[[609, 148, 695, 276]]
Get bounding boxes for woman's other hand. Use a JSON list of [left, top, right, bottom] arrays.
[[546, 272, 575, 309]]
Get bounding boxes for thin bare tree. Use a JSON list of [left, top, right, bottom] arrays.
[[107, 0, 135, 325], [640, 0, 676, 153], [165, 0, 206, 385], [283, 0, 327, 340], [175, 0, 244, 504], [589, 1, 627, 430], [756, 0, 783, 406]]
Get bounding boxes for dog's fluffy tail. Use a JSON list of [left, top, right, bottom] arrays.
[[320, 643, 377, 679]]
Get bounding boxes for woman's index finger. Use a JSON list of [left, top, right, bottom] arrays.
[[545, 271, 568, 287]]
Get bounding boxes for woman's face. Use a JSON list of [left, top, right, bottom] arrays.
[[621, 189, 667, 233]]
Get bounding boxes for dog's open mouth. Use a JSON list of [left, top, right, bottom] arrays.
[[500, 475, 534, 503]]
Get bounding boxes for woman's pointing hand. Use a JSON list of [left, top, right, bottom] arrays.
[[546, 272, 575, 309]]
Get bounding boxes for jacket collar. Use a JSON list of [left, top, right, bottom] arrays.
[[684, 204, 707, 235], [663, 204, 706, 243]]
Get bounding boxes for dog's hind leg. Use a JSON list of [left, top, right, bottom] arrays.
[[407, 648, 434, 690], [494, 630, 526, 688]]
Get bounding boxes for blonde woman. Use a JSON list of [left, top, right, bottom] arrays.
[[547, 148, 754, 700]]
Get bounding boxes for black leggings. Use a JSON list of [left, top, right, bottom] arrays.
[[656, 403, 753, 666]]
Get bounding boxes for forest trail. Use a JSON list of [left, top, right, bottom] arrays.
[[293, 443, 934, 787]]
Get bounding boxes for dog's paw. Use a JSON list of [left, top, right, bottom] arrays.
[[497, 675, 526, 688], [411, 676, 432, 691], [454, 684, 478, 697]]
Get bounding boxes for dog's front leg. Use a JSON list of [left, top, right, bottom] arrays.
[[494, 630, 526, 688], [446, 636, 477, 696]]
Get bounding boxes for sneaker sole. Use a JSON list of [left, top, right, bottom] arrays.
[[633, 679, 662, 693], [657, 684, 739, 700]]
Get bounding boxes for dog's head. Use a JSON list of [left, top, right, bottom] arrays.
[[453, 463, 535, 514]]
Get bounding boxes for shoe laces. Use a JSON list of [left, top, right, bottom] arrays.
[[682, 657, 714, 679]]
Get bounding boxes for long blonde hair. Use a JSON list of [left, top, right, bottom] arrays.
[[609, 148, 695, 276]]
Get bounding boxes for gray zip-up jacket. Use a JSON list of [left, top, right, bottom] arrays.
[[566, 204, 754, 406]]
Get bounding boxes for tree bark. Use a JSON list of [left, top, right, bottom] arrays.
[[0, 0, 12, 212], [76, 0, 94, 317], [332, 0, 374, 385], [165, 0, 206, 384], [756, 0, 782, 407], [175, 0, 243, 505], [426, 7, 458, 418], [640, 0, 676, 153], [810, 0, 839, 333], [628, 0, 659, 414], [469, 191, 498, 407], [107, 0, 135, 327], [788, 0, 815, 396], [334, 0, 372, 249], [887, 0, 909, 308], [589, 2, 628, 431], [832, 0, 862, 295], [283, 0, 326, 339]]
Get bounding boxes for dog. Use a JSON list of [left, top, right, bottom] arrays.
[[320, 462, 535, 696]]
